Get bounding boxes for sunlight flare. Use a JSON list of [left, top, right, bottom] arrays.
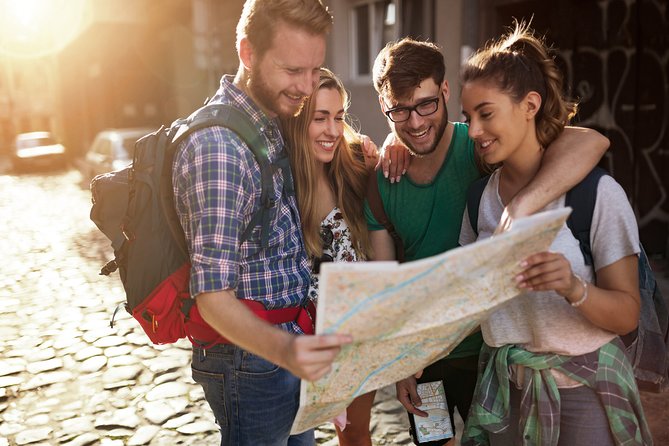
[[0, 0, 87, 58]]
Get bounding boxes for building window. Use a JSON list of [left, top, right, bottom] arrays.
[[351, 0, 396, 79], [400, 0, 434, 41], [350, 0, 435, 80]]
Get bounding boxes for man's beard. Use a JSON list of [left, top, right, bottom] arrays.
[[247, 65, 306, 118], [396, 106, 449, 157]]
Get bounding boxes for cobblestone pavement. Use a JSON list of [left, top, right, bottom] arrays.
[[0, 167, 667, 446], [0, 167, 416, 446]]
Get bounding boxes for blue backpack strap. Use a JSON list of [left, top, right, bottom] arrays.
[[466, 174, 492, 237], [564, 167, 608, 266]]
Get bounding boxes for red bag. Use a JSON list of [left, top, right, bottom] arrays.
[[130, 262, 316, 347], [131, 262, 190, 344]]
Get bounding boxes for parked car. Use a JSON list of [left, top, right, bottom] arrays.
[[11, 131, 67, 171], [79, 127, 154, 183]]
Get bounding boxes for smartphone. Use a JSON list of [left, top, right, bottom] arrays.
[[408, 380, 453, 445]]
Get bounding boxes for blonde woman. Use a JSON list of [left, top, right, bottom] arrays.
[[283, 67, 397, 446]]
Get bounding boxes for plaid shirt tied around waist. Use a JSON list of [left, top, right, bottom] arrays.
[[462, 339, 653, 446]]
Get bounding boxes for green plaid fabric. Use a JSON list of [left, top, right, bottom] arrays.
[[462, 339, 653, 446]]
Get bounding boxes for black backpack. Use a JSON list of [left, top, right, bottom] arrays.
[[90, 103, 292, 345], [466, 167, 669, 393]]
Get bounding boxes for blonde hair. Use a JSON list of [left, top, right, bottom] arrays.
[[282, 68, 372, 260], [236, 0, 332, 58], [461, 20, 578, 148]]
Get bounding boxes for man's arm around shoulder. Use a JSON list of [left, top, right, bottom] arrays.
[[501, 126, 609, 230]]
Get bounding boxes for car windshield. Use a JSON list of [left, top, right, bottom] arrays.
[[18, 136, 56, 148]]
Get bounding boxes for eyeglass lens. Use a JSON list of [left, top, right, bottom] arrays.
[[387, 97, 439, 122]]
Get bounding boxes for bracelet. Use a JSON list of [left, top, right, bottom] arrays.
[[570, 274, 589, 307]]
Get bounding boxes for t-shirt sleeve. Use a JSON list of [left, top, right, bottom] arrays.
[[590, 175, 640, 272]]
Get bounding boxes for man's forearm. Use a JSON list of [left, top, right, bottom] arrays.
[[196, 290, 292, 366], [510, 126, 609, 218], [195, 290, 352, 382]]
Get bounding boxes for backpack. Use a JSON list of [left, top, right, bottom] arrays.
[[90, 103, 298, 347], [466, 167, 669, 392]]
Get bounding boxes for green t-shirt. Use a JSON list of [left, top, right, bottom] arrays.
[[365, 122, 483, 358]]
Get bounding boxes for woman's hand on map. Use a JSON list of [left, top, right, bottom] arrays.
[[395, 371, 428, 417], [516, 251, 577, 298]]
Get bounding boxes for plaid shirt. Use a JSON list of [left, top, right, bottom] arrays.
[[462, 340, 653, 446], [173, 76, 311, 333]]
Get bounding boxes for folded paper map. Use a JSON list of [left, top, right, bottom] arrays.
[[291, 207, 571, 434]]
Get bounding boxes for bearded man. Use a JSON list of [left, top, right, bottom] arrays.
[[172, 1, 351, 444]]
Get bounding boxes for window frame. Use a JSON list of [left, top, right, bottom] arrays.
[[348, 0, 436, 84], [349, 0, 398, 83]]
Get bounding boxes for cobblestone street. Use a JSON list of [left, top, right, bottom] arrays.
[[0, 167, 667, 445], [0, 167, 413, 446]]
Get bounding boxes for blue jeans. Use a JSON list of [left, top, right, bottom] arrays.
[[489, 383, 615, 446], [191, 344, 314, 446]]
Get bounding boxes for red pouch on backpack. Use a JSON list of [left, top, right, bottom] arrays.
[[131, 262, 190, 344]]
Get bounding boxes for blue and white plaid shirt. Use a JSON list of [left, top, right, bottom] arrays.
[[173, 75, 310, 333]]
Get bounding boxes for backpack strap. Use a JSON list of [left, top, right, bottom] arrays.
[[172, 104, 283, 249], [564, 167, 608, 266], [466, 175, 492, 237], [366, 173, 405, 263]]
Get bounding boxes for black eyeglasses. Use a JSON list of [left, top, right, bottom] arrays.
[[384, 96, 440, 123]]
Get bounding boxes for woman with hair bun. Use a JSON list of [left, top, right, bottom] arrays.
[[458, 22, 652, 445]]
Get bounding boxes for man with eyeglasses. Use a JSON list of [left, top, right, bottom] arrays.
[[363, 37, 610, 444]]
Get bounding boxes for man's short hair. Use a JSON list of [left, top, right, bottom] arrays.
[[236, 0, 333, 58], [373, 38, 446, 102]]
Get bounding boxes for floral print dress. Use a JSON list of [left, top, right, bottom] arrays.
[[307, 207, 359, 304]]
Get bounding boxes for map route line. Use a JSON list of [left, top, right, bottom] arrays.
[[324, 259, 446, 333], [350, 329, 469, 398]]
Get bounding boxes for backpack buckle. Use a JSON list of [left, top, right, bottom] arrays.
[[122, 226, 135, 241], [100, 259, 118, 276], [120, 215, 135, 241]]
